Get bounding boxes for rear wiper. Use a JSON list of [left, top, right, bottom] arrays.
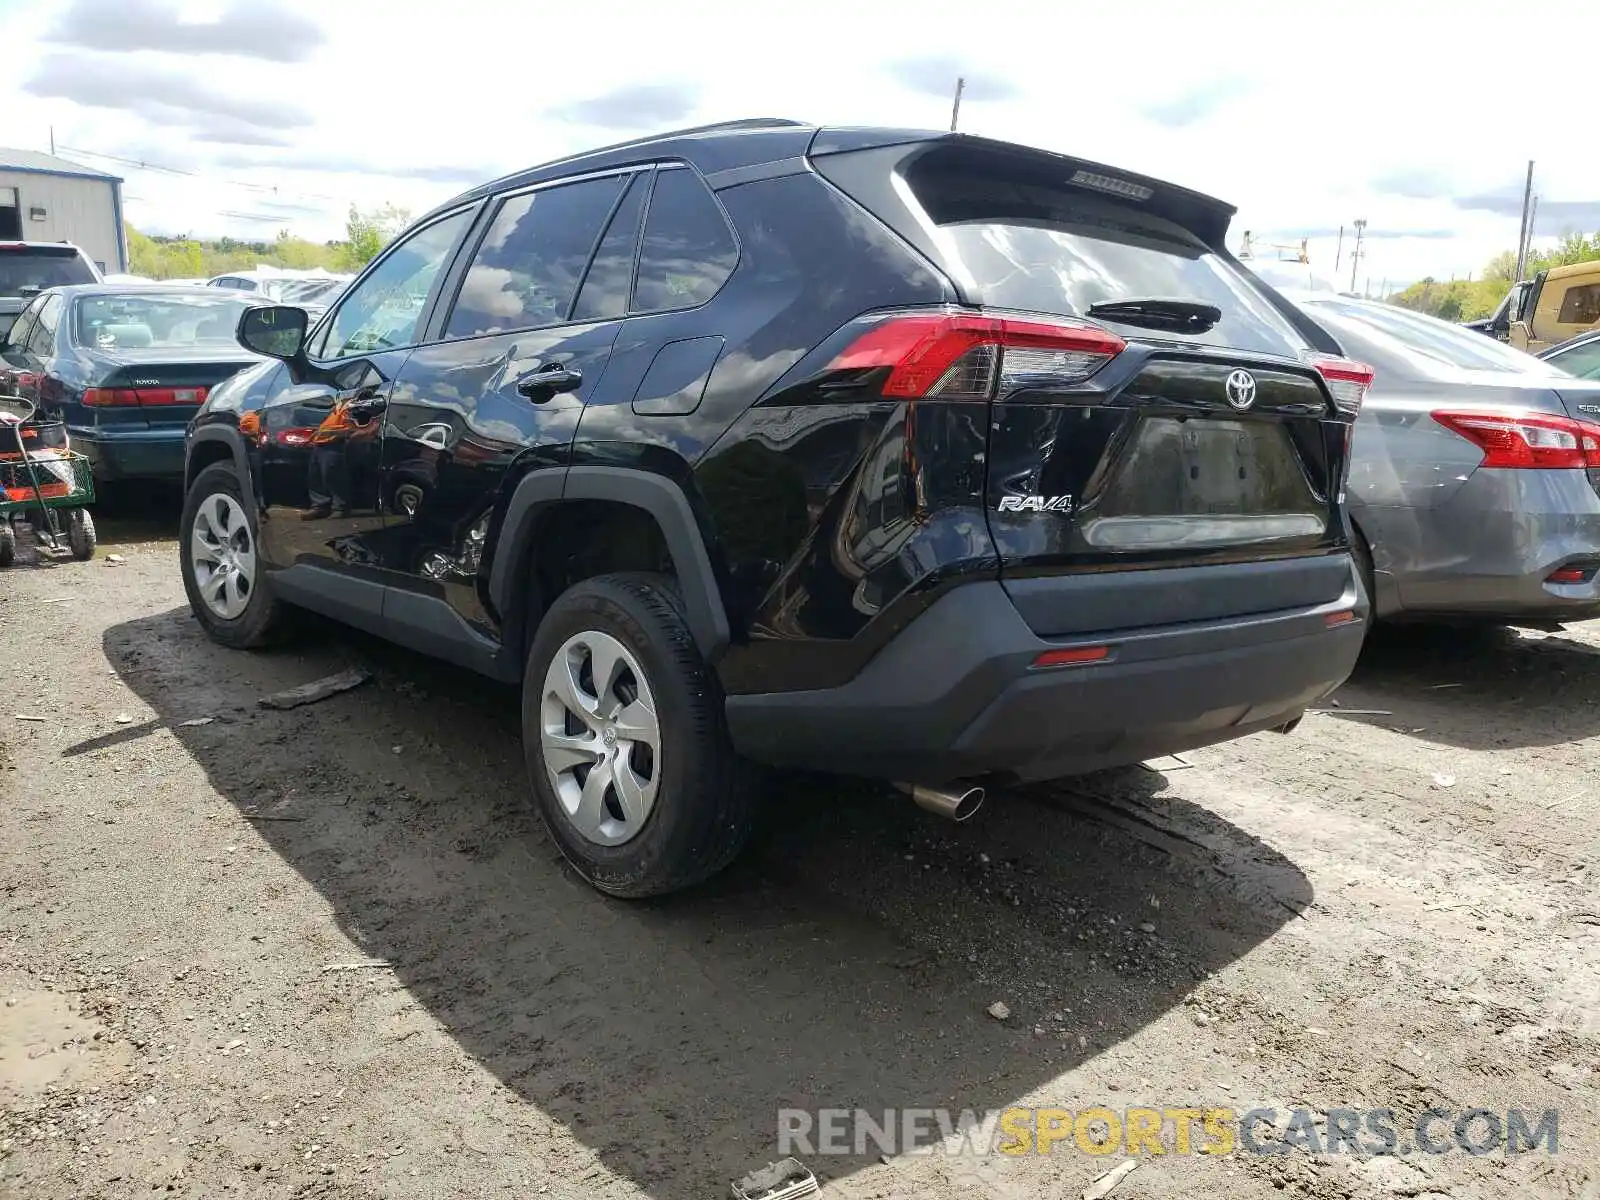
[[1085, 297, 1222, 334]]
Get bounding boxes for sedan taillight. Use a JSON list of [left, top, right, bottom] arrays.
[[83, 386, 209, 407], [1432, 409, 1600, 469]]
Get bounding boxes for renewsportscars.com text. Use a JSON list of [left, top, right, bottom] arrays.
[[778, 1106, 1559, 1158]]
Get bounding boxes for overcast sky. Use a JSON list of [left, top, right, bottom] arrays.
[[2, 0, 1596, 290]]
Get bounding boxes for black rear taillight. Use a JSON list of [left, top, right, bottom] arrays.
[[828, 312, 1127, 400], [1306, 354, 1375, 417]]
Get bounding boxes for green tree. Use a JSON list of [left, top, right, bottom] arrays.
[[164, 240, 205, 278], [340, 203, 411, 269], [274, 230, 328, 270], [125, 223, 160, 276], [1530, 231, 1600, 273], [121, 207, 412, 281], [1483, 251, 1517, 284]]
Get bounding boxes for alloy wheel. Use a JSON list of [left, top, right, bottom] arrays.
[[191, 493, 256, 620], [539, 630, 661, 846]]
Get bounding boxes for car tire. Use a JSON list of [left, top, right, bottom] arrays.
[[523, 571, 758, 898], [179, 462, 289, 648], [0, 522, 14, 568]]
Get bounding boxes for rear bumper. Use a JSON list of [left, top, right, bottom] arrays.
[[725, 563, 1366, 785], [70, 426, 186, 482], [1362, 468, 1600, 621]]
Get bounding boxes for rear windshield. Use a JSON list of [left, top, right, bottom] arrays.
[[1303, 299, 1557, 378], [0, 247, 96, 294], [73, 292, 254, 350], [911, 171, 1310, 357]]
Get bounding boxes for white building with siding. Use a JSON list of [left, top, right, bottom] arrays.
[[0, 148, 126, 273]]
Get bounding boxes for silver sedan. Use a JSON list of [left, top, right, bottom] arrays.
[[1288, 294, 1600, 624]]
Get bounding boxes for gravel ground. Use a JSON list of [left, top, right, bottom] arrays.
[[2, 496, 1597, 1200]]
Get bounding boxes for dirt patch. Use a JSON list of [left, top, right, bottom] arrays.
[[0, 990, 132, 1100], [1, 505, 1597, 1199]]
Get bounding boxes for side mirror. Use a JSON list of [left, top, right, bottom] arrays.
[[237, 305, 309, 361]]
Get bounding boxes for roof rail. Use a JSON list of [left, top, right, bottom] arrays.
[[590, 117, 807, 152], [491, 117, 810, 185], [576, 116, 807, 158]]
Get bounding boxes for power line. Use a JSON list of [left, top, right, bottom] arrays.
[[55, 144, 352, 207]]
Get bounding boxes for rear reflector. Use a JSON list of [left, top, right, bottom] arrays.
[[1306, 354, 1375, 417], [83, 386, 209, 408], [1547, 566, 1594, 584], [831, 313, 1127, 400], [1432, 410, 1600, 469], [1031, 645, 1110, 669], [1324, 610, 1359, 628]]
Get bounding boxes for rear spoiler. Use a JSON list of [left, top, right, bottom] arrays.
[[809, 128, 1236, 249]]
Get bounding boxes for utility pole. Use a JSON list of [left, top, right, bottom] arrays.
[[49, 126, 55, 155], [949, 77, 965, 132], [1349, 218, 1367, 293], [1523, 194, 1540, 270], [1513, 160, 1535, 281], [1334, 225, 1344, 273]]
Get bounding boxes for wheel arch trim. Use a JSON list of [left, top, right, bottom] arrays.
[[186, 426, 252, 495], [489, 465, 732, 664]]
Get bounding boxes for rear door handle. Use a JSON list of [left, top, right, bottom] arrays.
[[516, 363, 582, 402]]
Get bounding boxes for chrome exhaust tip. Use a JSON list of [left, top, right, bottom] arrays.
[[895, 782, 985, 822]]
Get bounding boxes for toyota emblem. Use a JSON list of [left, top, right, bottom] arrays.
[[1225, 368, 1258, 410]]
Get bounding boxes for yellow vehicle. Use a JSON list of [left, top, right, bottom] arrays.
[[1507, 261, 1600, 352]]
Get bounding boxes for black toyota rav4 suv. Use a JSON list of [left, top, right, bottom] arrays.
[[182, 119, 1370, 897]]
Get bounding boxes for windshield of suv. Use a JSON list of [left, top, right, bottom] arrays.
[[0, 247, 97, 294], [915, 177, 1310, 357], [1302, 298, 1557, 376], [72, 292, 254, 351]]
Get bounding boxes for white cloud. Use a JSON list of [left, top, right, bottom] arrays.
[[2, 0, 1596, 290]]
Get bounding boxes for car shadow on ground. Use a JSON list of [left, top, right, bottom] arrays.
[[91, 481, 184, 548], [1328, 622, 1600, 749], [105, 608, 1311, 1199]]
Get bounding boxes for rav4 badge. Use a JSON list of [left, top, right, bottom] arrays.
[[998, 495, 1075, 514]]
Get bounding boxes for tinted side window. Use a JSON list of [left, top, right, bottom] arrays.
[[1557, 283, 1600, 326], [314, 209, 471, 359], [29, 295, 62, 355], [572, 175, 646, 323], [632, 169, 737, 313], [7, 300, 41, 351], [446, 176, 625, 338]]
